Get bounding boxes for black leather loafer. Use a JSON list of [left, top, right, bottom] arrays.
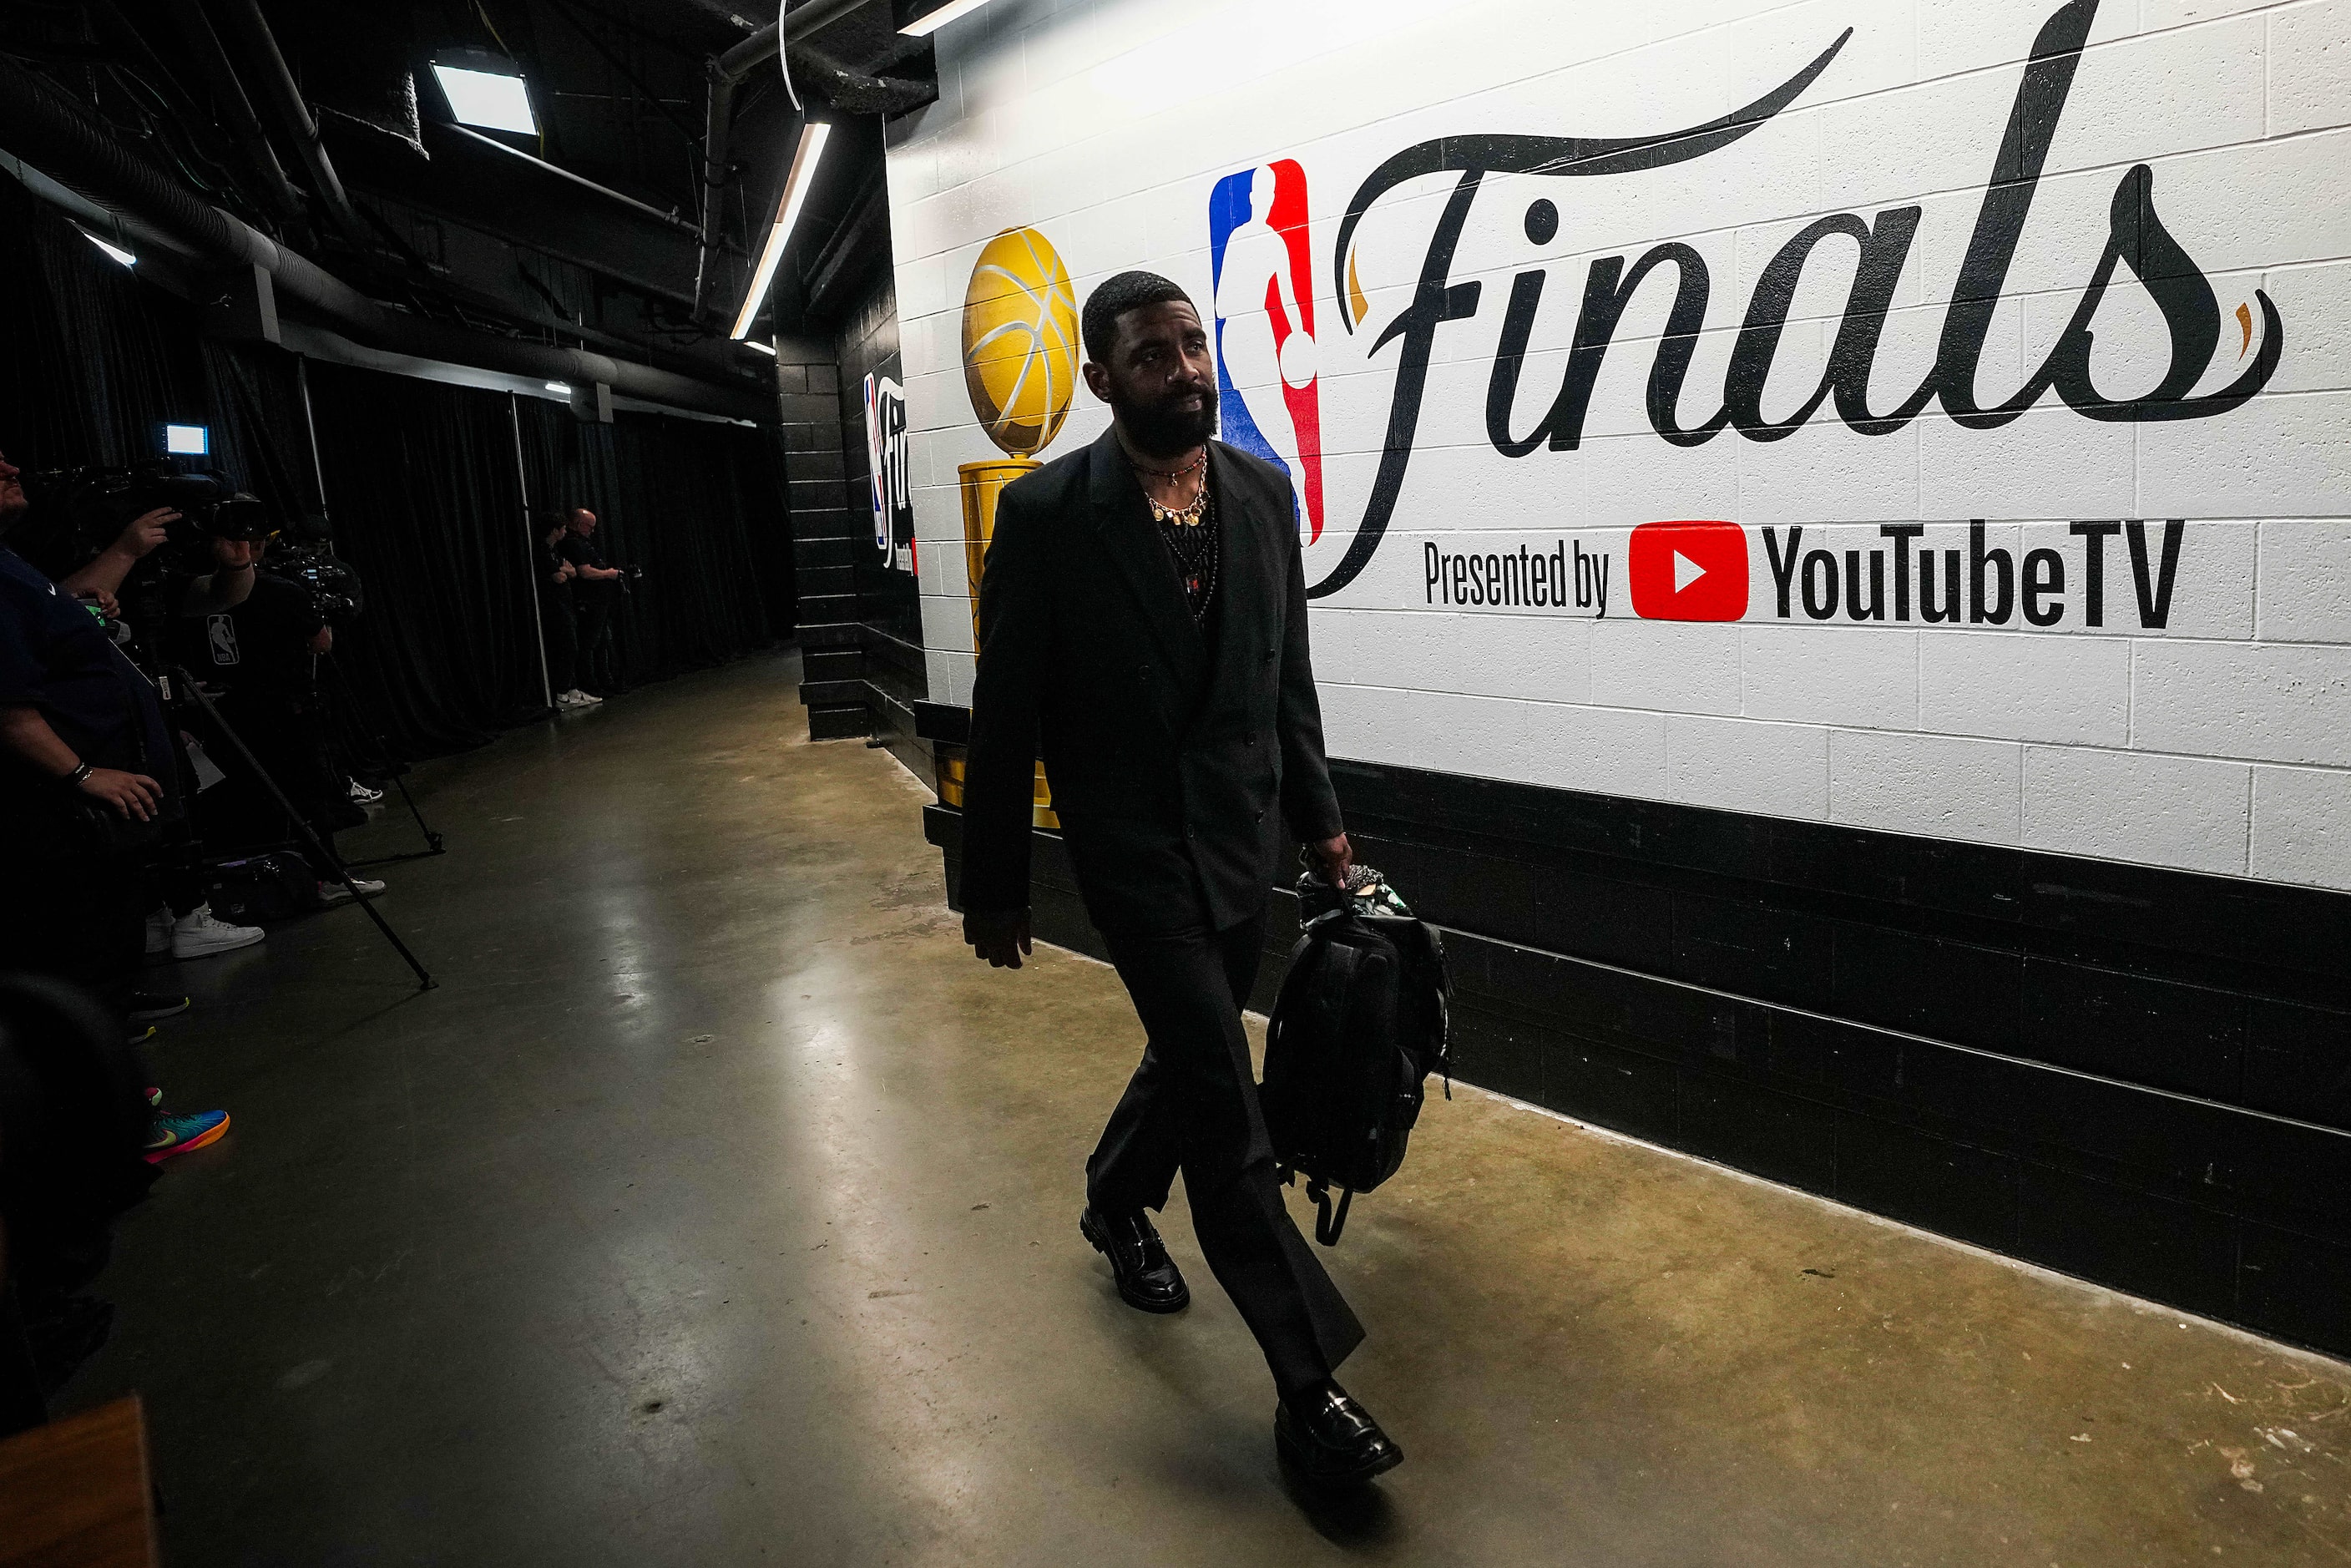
[[1079, 1206, 1190, 1313], [1276, 1381, 1403, 1487]]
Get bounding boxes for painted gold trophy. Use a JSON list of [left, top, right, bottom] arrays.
[[943, 226, 1079, 828]]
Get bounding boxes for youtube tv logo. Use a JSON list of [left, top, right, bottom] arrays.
[[1629, 520, 1750, 621]]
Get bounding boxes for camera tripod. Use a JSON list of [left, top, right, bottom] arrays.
[[319, 652, 446, 865], [168, 666, 435, 992]]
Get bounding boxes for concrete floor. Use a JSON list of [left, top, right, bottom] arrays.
[[67, 650, 2351, 1566]]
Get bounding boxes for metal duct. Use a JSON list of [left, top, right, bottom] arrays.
[[0, 53, 771, 423], [214, 0, 372, 251]]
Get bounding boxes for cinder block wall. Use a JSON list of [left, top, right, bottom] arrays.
[[885, 0, 2351, 1355]]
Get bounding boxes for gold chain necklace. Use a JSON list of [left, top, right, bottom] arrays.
[[1129, 444, 1208, 526]]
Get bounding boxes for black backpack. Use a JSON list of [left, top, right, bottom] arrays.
[[1261, 867, 1451, 1246]]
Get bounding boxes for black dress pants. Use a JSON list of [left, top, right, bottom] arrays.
[[540, 590, 578, 695], [575, 594, 616, 693], [1087, 912, 1365, 1396]]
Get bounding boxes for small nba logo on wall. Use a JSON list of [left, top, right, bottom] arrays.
[[1208, 160, 1324, 541], [864, 352, 915, 571]]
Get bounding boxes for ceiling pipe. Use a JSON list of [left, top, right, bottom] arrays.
[[212, 0, 372, 252], [0, 53, 770, 422], [690, 0, 868, 316], [159, 0, 307, 225], [442, 122, 706, 237]]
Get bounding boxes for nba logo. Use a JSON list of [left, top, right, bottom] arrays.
[[1208, 160, 1324, 542]]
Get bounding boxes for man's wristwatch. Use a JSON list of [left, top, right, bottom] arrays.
[[63, 761, 94, 789]]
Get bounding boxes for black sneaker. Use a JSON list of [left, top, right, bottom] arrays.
[[1079, 1206, 1190, 1313], [129, 992, 191, 1022]]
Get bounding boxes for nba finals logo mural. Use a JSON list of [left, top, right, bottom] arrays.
[[1216, 0, 2282, 611]]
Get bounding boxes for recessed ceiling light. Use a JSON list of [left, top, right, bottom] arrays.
[[545, 382, 573, 395], [432, 61, 539, 136]]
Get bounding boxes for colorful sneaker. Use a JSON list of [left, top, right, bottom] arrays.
[[172, 903, 264, 959], [144, 1086, 163, 1110], [129, 992, 191, 1022], [144, 1109, 229, 1164], [318, 877, 387, 905]]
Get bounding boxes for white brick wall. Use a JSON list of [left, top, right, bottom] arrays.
[[890, 0, 2351, 893]]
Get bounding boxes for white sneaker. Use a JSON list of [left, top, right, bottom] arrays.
[[172, 903, 265, 959], [568, 689, 604, 706], [318, 877, 386, 905], [555, 690, 589, 710], [145, 905, 174, 956], [347, 779, 384, 805]]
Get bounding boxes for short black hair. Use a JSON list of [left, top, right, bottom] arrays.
[[1081, 271, 1193, 364]]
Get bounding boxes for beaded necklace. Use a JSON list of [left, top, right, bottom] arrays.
[[1155, 477, 1219, 623]]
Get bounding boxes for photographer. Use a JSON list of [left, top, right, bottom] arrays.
[[538, 515, 593, 710], [0, 447, 229, 1163], [557, 507, 624, 697], [174, 534, 382, 905]]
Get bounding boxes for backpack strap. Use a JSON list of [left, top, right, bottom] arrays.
[[1302, 1176, 1354, 1247]]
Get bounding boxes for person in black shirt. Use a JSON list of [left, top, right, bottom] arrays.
[[0, 447, 229, 1163], [535, 516, 589, 708], [557, 508, 624, 696], [174, 539, 380, 903]]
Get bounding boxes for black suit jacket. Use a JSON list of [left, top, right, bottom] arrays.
[[959, 427, 1344, 939]]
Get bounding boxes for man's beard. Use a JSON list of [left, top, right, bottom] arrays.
[[1111, 379, 1216, 459]]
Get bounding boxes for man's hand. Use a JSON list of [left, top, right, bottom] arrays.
[[964, 908, 1032, 969], [79, 767, 162, 821], [1309, 832, 1354, 888], [114, 508, 174, 559], [88, 589, 119, 619], [210, 536, 258, 570], [554, 562, 576, 583]]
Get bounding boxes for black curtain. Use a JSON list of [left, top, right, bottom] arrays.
[[513, 402, 783, 684], [302, 364, 542, 756], [201, 341, 321, 528], [0, 175, 791, 761], [0, 180, 209, 472]]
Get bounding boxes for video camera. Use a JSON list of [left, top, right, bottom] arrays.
[[21, 460, 269, 561], [270, 519, 366, 628]]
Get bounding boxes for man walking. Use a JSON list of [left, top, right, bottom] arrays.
[[960, 272, 1400, 1487]]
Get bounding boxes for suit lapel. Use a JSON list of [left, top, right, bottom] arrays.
[[1087, 427, 1205, 681], [1201, 441, 1277, 718]]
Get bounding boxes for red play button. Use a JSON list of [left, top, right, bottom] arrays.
[[1629, 520, 1749, 621]]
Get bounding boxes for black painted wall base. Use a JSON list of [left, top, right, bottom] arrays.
[[922, 781, 2351, 1361]]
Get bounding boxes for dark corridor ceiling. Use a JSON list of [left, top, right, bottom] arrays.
[[0, 0, 926, 392]]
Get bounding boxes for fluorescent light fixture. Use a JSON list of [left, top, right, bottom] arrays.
[[741, 339, 777, 357], [545, 382, 574, 395], [81, 230, 137, 269], [432, 61, 539, 136], [163, 423, 210, 456], [899, 0, 994, 36], [730, 120, 831, 341]]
